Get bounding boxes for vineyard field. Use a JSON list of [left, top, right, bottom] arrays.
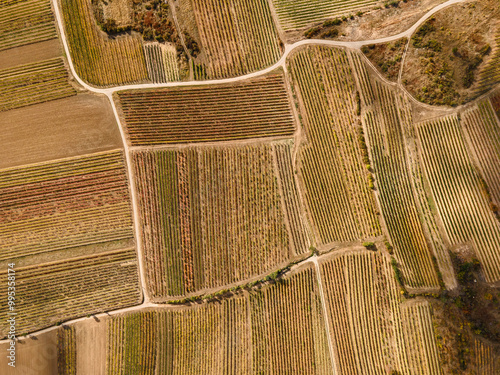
[[0, 0, 57, 51], [417, 115, 500, 282], [288, 46, 380, 245], [189, 0, 282, 79], [104, 263, 330, 374], [0, 248, 141, 335], [462, 100, 500, 206], [0, 150, 134, 261], [320, 250, 442, 374], [361, 80, 440, 289], [475, 28, 500, 96], [0, 57, 76, 112], [270, 0, 380, 30], [60, 0, 148, 86], [143, 43, 179, 83], [117, 71, 295, 145], [132, 142, 307, 299], [57, 326, 77, 375]]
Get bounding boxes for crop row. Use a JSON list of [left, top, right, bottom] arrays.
[[320, 250, 442, 374], [0, 0, 56, 51], [143, 43, 179, 83], [103, 264, 330, 374], [417, 115, 500, 282], [271, 0, 379, 30], [0, 248, 141, 335], [132, 143, 302, 299], [0, 57, 76, 112], [288, 46, 380, 245], [117, 71, 295, 145], [474, 30, 500, 96], [462, 100, 500, 205], [57, 326, 76, 375], [190, 0, 281, 79], [363, 82, 439, 288], [60, 0, 147, 86], [0, 150, 134, 261]]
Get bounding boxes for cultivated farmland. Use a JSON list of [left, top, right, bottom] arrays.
[[132, 142, 308, 299], [0, 150, 140, 334], [117, 71, 295, 145], [417, 115, 500, 282], [103, 263, 330, 374], [60, 0, 148, 86], [320, 250, 442, 374], [188, 0, 282, 79], [361, 80, 440, 289], [0, 57, 76, 112], [0, 0, 57, 51], [462, 100, 500, 207], [270, 0, 380, 30], [288, 46, 380, 245]]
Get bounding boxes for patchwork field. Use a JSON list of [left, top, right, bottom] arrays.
[[0, 0, 57, 52], [270, 0, 380, 30], [417, 115, 500, 282], [59, 0, 148, 86], [188, 0, 282, 79], [117, 71, 295, 145], [102, 263, 331, 374], [288, 46, 380, 245], [132, 142, 308, 299], [0, 150, 141, 334], [0, 57, 76, 112]]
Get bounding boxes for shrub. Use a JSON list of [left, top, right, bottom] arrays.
[[363, 241, 376, 250], [321, 28, 339, 38], [323, 18, 342, 27], [304, 27, 321, 38]]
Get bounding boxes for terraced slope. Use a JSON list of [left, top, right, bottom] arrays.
[[117, 71, 295, 145], [288, 46, 380, 245]]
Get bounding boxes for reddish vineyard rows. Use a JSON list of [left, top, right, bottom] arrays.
[[132, 143, 308, 299], [117, 72, 295, 145], [288, 46, 380, 245], [0, 150, 134, 261]]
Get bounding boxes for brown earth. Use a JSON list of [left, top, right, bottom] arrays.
[[75, 318, 107, 375], [402, 0, 500, 106], [283, 0, 446, 43], [361, 37, 408, 82], [0, 39, 61, 70], [0, 94, 122, 169], [0, 330, 58, 375]]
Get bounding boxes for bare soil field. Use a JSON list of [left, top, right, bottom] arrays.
[[75, 318, 106, 375], [0, 330, 58, 375], [0, 94, 122, 169], [0, 39, 61, 70]]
